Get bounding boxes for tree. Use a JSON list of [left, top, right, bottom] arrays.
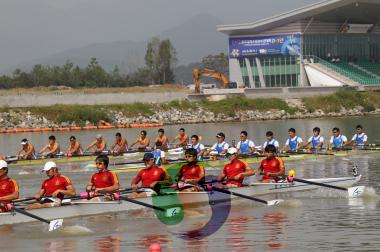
[[144, 37, 177, 84], [201, 53, 229, 75]]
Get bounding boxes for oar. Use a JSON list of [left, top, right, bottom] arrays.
[[292, 178, 365, 197], [9, 206, 63, 231], [210, 187, 283, 206]]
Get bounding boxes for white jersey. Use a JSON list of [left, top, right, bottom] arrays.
[[263, 139, 280, 148]]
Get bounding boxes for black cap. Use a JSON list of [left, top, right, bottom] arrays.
[[216, 132, 225, 138], [143, 152, 154, 161]]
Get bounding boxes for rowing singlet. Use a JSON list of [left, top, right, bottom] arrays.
[[288, 137, 300, 150], [311, 136, 321, 148], [191, 143, 204, 155], [238, 140, 254, 153], [332, 135, 344, 148], [354, 133, 367, 145], [215, 142, 228, 154]]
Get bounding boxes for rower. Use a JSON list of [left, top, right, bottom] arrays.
[[86, 155, 120, 196], [129, 153, 172, 198], [17, 138, 36, 160], [204, 132, 229, 156], [217, 147, 254, 188], [262, 131, 280, 152], [0, 160, 19, 212], [189, 135, 206, 157], [328, 127, 348, 149], [236, 131, 255, 155], [66, 136, 83, 155], [85, 134, 107, 154], [154, 128, 169, 151], [38, 135, 60, 158], [175, 148, 205, 191], [303, 127, 324, 149], [258, 145, 285, 183], [347, 125, 368, 146], [283, 128, 303, 151], [174, 128, 189, 148], [130, 130, 150, 151], [27, 161, 76, 210], [111, 132, 128, 154]]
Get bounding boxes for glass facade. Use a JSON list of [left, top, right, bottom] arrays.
[[303, 34, 380, 61], [238, 56, 300, 88]]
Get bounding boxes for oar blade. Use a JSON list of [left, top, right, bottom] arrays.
[[347, 186, 365, 198], [49, 219, 64, 232], [165, 207, 182, 217], [266, 199, 284, 206]]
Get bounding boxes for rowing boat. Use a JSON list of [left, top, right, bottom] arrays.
[[6, 148, 184, 167], [113, 148, 380, 173], [0, 175, 361, 226]]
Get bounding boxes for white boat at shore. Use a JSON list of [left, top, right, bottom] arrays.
[[0, 175, 361, 226]]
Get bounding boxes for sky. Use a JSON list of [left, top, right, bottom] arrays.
[[0, 0, 319, 72]]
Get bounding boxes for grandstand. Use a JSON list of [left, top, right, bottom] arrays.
[[217, 0, 380, 88]]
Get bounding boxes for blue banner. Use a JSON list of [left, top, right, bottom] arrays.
[[229, 34, 301, 58]]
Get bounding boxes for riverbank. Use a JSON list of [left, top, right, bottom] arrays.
[[0, 90, 379, 130]]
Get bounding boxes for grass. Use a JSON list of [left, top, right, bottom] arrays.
[[0, 84, 188, 96], [302, 90, 380, 113]]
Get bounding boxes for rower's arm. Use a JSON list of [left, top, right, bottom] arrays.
[[46, 144, 59, 155], [38, 145, 48, 154], [52, 184, 76, 197], [34, 189, 45, 200], [111, 141, 117, 150], [85, 141, 96, 151], [302, 141, 311, 148], [217, 170, 226, 182], [243, 166, 255, 177], [0, 191, 19, 202]]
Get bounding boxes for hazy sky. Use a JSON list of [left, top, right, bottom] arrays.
[[0, 0, 318, 71]]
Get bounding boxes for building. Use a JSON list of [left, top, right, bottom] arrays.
[[217, 0, 380, 89]]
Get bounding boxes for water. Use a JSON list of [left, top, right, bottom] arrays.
[[0, 116, 379, 251]]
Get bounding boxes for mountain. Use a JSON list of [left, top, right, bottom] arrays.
[[3, 13, 226, 74]]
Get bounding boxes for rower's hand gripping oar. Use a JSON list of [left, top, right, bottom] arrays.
[[207, 185, 283, 206], [287, 169, 364, 198], [7, 204, 63, 231]]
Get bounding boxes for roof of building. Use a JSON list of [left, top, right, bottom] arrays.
[[218, 0, 380, 36]]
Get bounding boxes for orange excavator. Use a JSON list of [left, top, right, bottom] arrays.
[[193, 67, 235, 93]]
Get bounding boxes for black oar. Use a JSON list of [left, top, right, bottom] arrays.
[[210, 187, 283, 206], [10, 206, 63, 231], [292, 178, 365, 197]]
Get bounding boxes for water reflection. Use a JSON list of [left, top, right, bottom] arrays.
[[94, 236, 122, 252], [44, 240, 76, 252]]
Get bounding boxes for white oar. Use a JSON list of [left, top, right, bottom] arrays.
[[10, 206, 63, 231], [291, 178, 365, 197], [211, 187, 283, 206]]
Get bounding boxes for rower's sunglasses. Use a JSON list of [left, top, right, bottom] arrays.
[[96, 162, 104, 165], [185, 154, 195, 158], [240, 135, 245, 138]]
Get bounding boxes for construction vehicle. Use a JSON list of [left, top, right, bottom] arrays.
[[193, 67, 237, 93]]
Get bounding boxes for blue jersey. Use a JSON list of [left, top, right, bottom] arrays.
[[215, 142, 227, 154], [288, 136, 300, 150], [311, 136, 322, 148], [354, 134, 367, 145], [332, 135, 345, 148], [238, 140, 254, 153]]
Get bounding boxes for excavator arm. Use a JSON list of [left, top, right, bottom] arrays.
[[193, 67, 230, 93]]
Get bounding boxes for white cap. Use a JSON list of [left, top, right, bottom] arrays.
[[0, 160, 8, 169], [21, 140, 28, 145], [43, 161, 57, 171], [227, 147, 238, 155], [96, 134, 102, 139]]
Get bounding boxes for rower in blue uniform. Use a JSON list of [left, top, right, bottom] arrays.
[[303, 127, 324, 149], [347, 125, 368, 146], [262, 131, 280, 152], [236, 131, 255, 155], [283, 128, 303, 151], [205, 132, 229, 156], [329, 127, 348, 149]]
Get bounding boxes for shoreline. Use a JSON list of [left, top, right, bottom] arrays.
[[0, 90, 379, 132]]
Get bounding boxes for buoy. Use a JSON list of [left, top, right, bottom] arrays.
[[148, 243, 161, 251]]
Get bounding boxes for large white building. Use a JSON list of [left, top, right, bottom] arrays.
[[217, 0, 380, 88]]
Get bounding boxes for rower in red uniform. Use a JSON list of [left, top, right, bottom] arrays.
[[27, 161, 76, 209], [0, 160, 19, 212], [175, 148, 205, 191], [85, 134, 107, 154], [217, 147, 254, 188], [129, 153, 172, 198], [258, 145, 285, 183], [86, 155, 120, 197]]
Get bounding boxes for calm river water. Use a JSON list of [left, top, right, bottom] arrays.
[[0, 116, 379, 251]]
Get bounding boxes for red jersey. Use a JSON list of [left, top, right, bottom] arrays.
[[91, 170, 119, 189], [259, 157, 284, 181], [41, 175, 72, 200], [178, 163, 205, 182], [223, 159, 249, 187], [132, 165, 168, 187], [0, 177, 19, 204]]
